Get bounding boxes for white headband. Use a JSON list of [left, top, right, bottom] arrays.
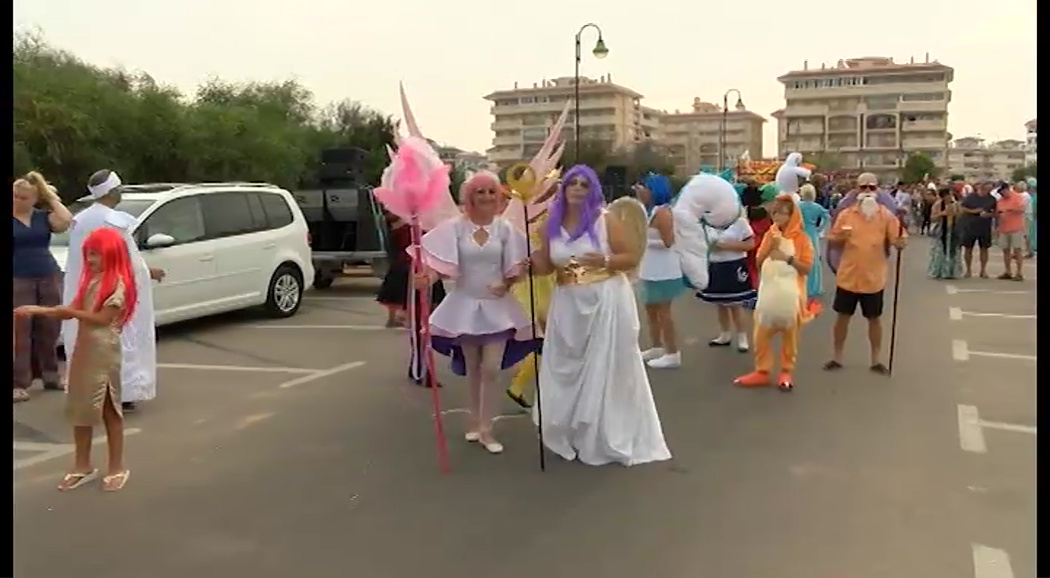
[[88, 171, 122, 199]]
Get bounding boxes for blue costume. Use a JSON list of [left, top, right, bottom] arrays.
[[798, 200, 830, 299]]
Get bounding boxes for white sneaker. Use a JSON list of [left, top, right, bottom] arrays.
[[641, 347, 666, 361], [647, 352, 681, 369], [736, 334, 750, 352]]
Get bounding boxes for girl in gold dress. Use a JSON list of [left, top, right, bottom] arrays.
[[15, 226, 137, 491]]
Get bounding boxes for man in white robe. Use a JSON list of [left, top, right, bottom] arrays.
[[62, 170, 162, 411]]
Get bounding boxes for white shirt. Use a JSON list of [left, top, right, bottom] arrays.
[[707, 217, 755, 263], [639, 208, 683, 281]]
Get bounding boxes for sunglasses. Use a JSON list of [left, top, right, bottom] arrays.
[[568, 178, 589, 188], [859, 184, 878, 191]]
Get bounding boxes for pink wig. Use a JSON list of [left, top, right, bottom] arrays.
[[459, 171, 505, 218]]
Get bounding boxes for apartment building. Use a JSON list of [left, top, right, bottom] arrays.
[[947, 137, 1027, 181], [774, 55, 953, 183], [484, 75, 657, 166], [658, 97, 765, 176], [1025, 118, 1037, 166]]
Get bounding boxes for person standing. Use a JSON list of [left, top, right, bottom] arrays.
[[824, 173, 906, 374], [927, 187, 963, 279], [63, 170, 162, 413], [798, 183, 830, 303], [13, 172, 73, 402], [635, 173, 687, 369], [956, 182, 997, 279], [995, 184, 1028, 281]]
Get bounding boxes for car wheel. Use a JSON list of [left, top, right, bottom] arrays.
[[265, 264, 303, 318]]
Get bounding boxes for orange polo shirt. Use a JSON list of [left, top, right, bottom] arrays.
[[830, 205, 903, 294], [996, 192, 1026, 234]]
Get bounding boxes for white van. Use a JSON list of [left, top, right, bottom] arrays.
[[51, 183, 315, 327]]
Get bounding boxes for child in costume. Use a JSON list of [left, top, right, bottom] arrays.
[[697, 210, 756, 352], [15, 227, 137, 491], [734, 195, 815, 391]]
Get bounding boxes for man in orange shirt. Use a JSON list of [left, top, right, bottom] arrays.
[[824, 173, 907, 374], [995, 184, 1028, 281]]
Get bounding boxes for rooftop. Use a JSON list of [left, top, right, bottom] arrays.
[[659, 97, 766, 123], [484, 75, 643, 100], [778, 55, 953, 81]]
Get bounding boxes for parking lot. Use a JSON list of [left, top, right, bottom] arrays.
[[11, 244, 1038, 577]]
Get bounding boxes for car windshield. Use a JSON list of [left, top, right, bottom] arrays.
[[50, 199, 156, 246]]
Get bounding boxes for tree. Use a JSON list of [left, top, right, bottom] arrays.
[[559, 140, 614, 172], [611, 141, 677, 181], [1011, 163, 1037, 183], [901, 152, 939, 184], [12, 31, 397, 199]]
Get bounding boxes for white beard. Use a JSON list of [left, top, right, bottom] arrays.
[[859, 196, 878, 219]]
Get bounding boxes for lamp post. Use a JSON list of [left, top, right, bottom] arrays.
[[719, 89, 745, 172], [574, 23, 609, 160]]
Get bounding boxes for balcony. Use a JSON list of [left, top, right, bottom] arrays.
[[902, 119, 948, 132], [781, 104, 827, 117], [491, 120, 522, 131], [898, 100, 949, 113]]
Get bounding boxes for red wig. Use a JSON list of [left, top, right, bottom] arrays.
[[72, 227, 137, 327]]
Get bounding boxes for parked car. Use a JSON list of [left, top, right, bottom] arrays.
[[51, 183, 315, 327]]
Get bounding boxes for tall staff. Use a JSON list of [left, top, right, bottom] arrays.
[[505, 163, 546, 471], [887, 220, 905, 375]]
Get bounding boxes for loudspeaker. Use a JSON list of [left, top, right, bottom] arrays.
[[321, 147, 367, 165], [318, 162, 359, 182], [604, 165, 627, 186]]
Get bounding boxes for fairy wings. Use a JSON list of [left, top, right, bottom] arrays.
[[500, 101, 571, 235]]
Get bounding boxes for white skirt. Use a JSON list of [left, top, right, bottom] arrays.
[[535, 275, 672, 466]]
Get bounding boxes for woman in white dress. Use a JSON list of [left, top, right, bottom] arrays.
[[415, 171, 541, 454], [531, 164, 672, 467], [634, 173, 687, 369]]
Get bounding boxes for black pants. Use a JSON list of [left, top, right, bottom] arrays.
[[408, 280, 446, 383]]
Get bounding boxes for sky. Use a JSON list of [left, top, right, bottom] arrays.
[[14, 0, 1037, 158]]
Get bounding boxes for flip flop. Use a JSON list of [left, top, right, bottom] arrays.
[[102, 470, 131, 492], [58, 469, 98, 492]]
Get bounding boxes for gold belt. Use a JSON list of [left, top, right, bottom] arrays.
[[555, 262, 617, 286]]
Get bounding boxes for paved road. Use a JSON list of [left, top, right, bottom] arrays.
[[13, 240, 1036, 577]]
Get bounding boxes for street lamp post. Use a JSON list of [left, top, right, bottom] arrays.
[[574, 23, 609, 160], [720, 89, 745, 172]]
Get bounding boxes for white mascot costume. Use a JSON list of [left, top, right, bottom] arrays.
[[671, 173, 744, 290]]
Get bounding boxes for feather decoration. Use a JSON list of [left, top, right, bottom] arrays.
[[502, 101, 571, 235]]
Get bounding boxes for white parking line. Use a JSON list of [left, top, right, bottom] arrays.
[[972, 544, 1015, 578], [278, 360, 367, 389], [948, 307, 1036, 321], [303, 296, 375, 302], [951, 340, 1036, 362], [14, 428, 143, 471], [945, 285, 1032, 296], [245, 325, 390, 331], [957, 405, 1036, 454], [157, 363, 319, 374], [441, 407, 530, 422]]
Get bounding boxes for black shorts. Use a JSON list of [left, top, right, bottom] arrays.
[[833, 288, 885, 319], [960, 230, 992, 249]]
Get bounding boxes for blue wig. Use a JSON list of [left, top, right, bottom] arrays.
[[642, 172, 673, 210], [545, 164, 604, 247]]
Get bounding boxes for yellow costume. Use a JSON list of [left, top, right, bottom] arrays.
[[506, 213, 554, 408]]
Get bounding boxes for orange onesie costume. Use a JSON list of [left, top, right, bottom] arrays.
[[734, 195, 816, 391]]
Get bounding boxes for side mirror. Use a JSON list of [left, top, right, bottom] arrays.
[[145, 233, 176, 249]]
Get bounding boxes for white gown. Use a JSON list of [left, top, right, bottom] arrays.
[[62, 204, 158, 403], [535, 214, 672, 466]]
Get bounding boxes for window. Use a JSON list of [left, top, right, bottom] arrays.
[[246, 193, 268, 231], [201, 193, 256, 238], [137, 196, 206, 246], [258, 193, 294, 229]]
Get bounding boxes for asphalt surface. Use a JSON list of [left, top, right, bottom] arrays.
[[13, 239, 1036, 577]]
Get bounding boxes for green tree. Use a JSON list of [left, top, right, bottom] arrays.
[[808, 152, 844, 172], [612, 141, 677, 181], [901, 152, 939, 184], [1011, 164, 1037, 183], [560, 140, 614, 172]]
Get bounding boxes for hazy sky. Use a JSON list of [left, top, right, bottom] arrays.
[[14, 0, 1037, 157]]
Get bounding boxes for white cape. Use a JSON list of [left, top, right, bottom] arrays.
[[62, 204, 158, 402]]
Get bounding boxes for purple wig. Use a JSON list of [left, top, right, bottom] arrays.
[[544, 164, 604, 246]]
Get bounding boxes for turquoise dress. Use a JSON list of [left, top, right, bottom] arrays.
[[1027, 192, 1037, 254], [799, 200, 830, 299]]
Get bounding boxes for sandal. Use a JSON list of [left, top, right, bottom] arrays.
[[13, 388, 30, 403], [42, 381, 65, 391], [58, 469, 98, 491], [998, 273, 1013, 280], [822, 360, 843, 371], [102, 470, 131, 492], [506, 390, 532, 410], [870, 363, 890, 375]]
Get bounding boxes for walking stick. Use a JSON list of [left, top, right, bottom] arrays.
[[887, 221, 905, 376], [507, 163, 546, 472], [410, 218, 451, 473]]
